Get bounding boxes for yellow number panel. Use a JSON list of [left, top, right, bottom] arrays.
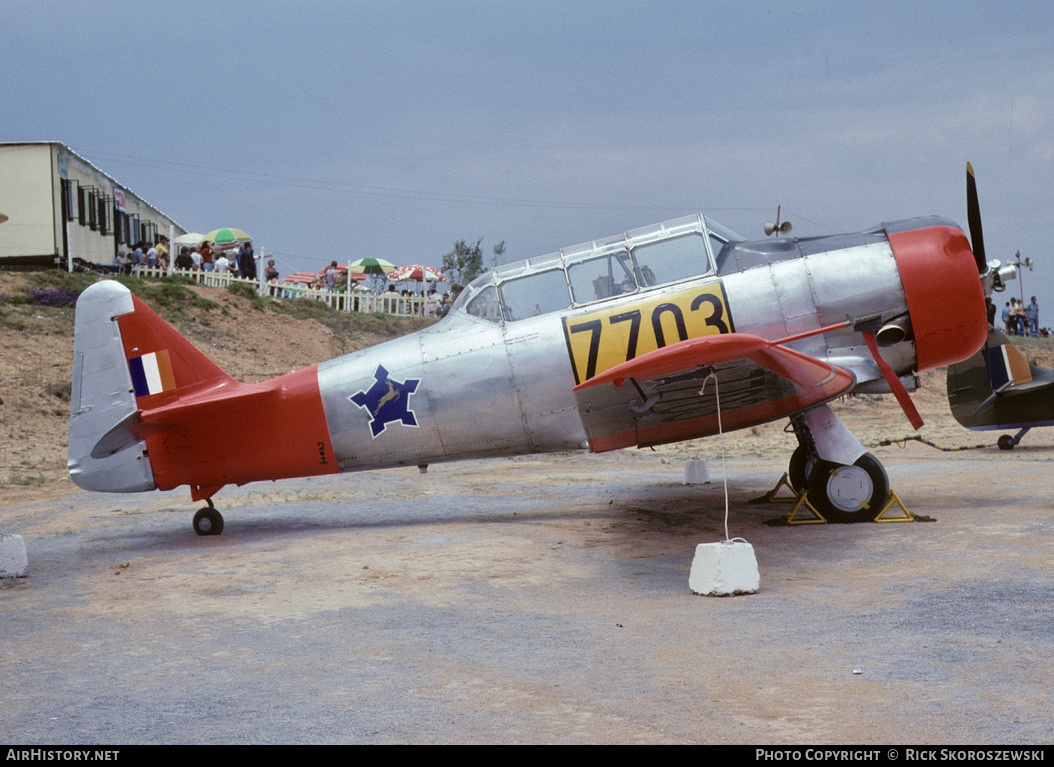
[[562, 281, 735, 385]]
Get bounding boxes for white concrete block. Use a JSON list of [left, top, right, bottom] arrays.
[[0, 533, 28, 578], [683, 458, 709, 484], [689, 540, 759, 596]]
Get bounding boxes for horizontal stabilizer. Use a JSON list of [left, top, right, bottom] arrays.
[[89, 411, 172, 459]]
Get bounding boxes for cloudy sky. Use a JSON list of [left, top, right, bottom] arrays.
[[6, 1, 1054, 312]]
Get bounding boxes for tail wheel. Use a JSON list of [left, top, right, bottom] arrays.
[[807, 453, 889, 523], [193, 506, 224, 536], [997, 434, 1016, 450]]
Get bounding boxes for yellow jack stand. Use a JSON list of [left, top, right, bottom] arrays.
[[783, 489, 827, 525], [762, 474, 916, 525], [873, 490, 915, 522], [761, 473, 827, 524], [761, 472, 797, 503]]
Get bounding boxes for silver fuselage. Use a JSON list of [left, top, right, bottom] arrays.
[[316, 216, 932, 471]]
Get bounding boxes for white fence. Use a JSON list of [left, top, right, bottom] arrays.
[[129, 266, 444, 317]]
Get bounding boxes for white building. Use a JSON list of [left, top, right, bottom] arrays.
[[0, 142, 185, 269]]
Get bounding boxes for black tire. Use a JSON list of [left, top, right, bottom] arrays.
[[807, 453, 889, 523], [193, 507, 224, 536], [997, 434, 1016, 450], [788, 445, 814, 492]]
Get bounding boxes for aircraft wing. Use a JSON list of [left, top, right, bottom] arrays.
[[571, 332, 855, 452]]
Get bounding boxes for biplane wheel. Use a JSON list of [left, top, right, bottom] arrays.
[[806, 453, 889, 524], [192, 507, 224, 536], [788, 445, 815, 492], [997, 434, 1016, 450]]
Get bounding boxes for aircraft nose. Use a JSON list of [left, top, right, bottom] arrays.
[[887, 223, 988, 370]]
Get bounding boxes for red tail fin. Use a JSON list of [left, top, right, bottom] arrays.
[[118, 294, 234, 409]]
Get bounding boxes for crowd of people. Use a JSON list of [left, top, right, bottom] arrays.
[[1001, 297, 1044, 338], [115, 236, 172, 272], [117, 237, 260, 280], [110, 242, 450, 316]]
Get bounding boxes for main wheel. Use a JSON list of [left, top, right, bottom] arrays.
[[997, 434, 1016, 450], [193, 507, 224, 536], [788, 445, 815, 492], [806, 453, 889, 523]]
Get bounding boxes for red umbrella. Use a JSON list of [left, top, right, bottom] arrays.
[[284, 272, 321, 285], [284, 269, 367, 285], [388, 264, 446, 283]]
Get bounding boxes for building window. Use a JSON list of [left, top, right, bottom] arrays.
[[86, 187, 98, 231], [97, 195, 113, 236], [62, 179, 77, 222]]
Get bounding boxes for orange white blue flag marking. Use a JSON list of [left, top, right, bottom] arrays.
[[982, 342, 1033, 390], [128, 349, 176, 398]]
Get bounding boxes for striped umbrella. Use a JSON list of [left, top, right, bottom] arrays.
[[283, 272, 322, 285], [203, 228, 252, 247], [284, 269, 367, 285], [347, 257, 396, 275], [388, 264, 446, 283]]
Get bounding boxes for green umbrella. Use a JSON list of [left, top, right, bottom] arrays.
[[348, 257, 396, 275], [203, 227, 251, 245]]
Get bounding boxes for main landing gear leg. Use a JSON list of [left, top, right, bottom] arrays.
[[787, 405, 890, 524], [192, 498, 225, 536]]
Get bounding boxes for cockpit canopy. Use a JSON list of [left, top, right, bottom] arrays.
[[450, 214, 743, 324]]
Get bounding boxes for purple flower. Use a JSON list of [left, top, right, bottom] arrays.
[[29, 288, 79, 307]]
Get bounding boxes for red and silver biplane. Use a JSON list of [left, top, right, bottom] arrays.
[[68, 167, 1013, 533]]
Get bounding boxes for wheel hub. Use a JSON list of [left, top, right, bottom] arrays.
[[823, 465, 874, 512]]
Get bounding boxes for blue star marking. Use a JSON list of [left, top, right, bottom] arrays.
[[349, 365, 421, 438]]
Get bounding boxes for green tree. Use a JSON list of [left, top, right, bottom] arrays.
[[441, 238, 484, 288], [441, 238, 506, 288]]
